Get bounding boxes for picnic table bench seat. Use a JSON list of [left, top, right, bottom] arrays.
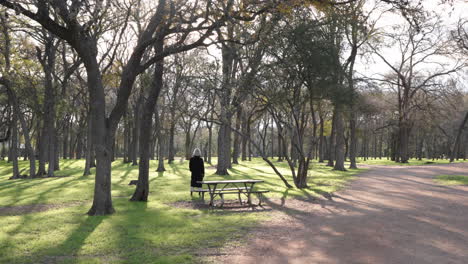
[[191, 187, 251, 193], [195, 179, 269, 207], [215, 189, 270, 206], [192, 186, 269, 206], [191, 187, 252, 202]]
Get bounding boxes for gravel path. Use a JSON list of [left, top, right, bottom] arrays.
[[208, 163, 468, 264]]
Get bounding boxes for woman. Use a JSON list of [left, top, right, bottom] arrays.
[[189, 148, 205, 193]]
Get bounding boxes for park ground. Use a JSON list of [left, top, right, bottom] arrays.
[[0, 158, 467, 263], [208, 162, 468, 264]]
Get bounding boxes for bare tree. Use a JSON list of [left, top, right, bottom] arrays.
[[369, 17, 464, 163]]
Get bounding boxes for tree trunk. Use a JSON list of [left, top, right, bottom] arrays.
[[450, 111, 468, 162], [131, 96, 142, 166], [9, 113, 20, 178], [124, 114, 132, 163], [84, 111, 93, 176], [69, 120, 75, 159], [327, 111, 337, 167], [207, 123, 212, 164], [36, 125, 47, 176], [333, 106, 346, 171], [241, 114, 248, 161], [277, 131, 283, 162], [184, 125, 192, 160], [46, 84, 56, 177], [131, 46, 164, 202], [168, 123, 175, 164], [398, 121, 410, 163], [294, 158, 310, 188], [80, 46, 114, 216], [216, 121, 231, 175], [232, 107, 241, 164], [123, 112, 129, 163], [54, 133, 60, 171], [63, 118, 69, 159], [349, 110, 357, 169], [247, 121, 252, 161], [156, 111, 166, 173], [215, 33, 234, 175]]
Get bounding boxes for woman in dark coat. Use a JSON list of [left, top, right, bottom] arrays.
[[189, 148, 205, 192]]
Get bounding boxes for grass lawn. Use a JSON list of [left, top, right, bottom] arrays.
[[0, 158, 362, 264], [355, 157, 467, 166], [434, 175, 468, 186]]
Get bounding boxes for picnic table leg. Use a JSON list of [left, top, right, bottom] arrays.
[[220, 194, 224, 207], [247, 183, 256, 206], [238, 192, 242, 205], [208, 184, 216, 206]]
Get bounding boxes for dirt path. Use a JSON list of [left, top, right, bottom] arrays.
[[208, 163, 468, 264]]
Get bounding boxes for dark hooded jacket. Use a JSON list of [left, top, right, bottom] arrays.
[[189, 156, 205, 187]]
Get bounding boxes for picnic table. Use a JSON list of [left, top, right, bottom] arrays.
[[196, 179, 268, 207]]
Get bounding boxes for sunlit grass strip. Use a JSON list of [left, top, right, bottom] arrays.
[[435, 175, 468, 186]]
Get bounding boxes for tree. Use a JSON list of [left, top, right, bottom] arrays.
[[369, 17, 464, 163]]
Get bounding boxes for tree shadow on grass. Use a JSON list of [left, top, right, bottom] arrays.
[[116, 164, 137, 185], [60, 159, 80, 170], [168, 163, 186, 179], [39, 214, 107, 263], [1, 174, 92, 207]]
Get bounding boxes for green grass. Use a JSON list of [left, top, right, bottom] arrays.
[[0, 158, 361, 263], [355, 157, 467, 166], [435, 175, 468, 186]]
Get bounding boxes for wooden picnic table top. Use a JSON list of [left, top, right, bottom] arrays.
[[197, 179, 264, 184]]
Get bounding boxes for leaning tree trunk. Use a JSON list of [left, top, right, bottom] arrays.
[[294, 158, 310, 188], [131, 47, 164, 202]]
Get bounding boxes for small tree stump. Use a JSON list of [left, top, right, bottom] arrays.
[[128, 180, 138, 185]]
